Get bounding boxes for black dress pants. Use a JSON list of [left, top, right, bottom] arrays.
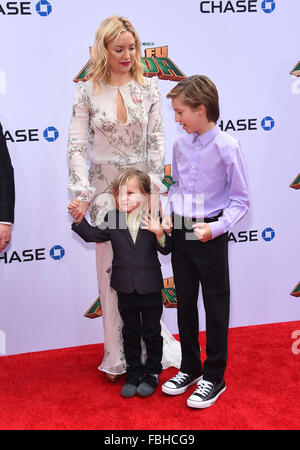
[[117, 290, 163, 378], [171, 224, 230, 382]]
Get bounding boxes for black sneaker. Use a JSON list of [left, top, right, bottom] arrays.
[[187, 378, 226, 408], [162, 371, 203, 396], [137, 374, 159, 397]]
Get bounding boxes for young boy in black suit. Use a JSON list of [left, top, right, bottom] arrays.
[[69, 169, 171, 398]]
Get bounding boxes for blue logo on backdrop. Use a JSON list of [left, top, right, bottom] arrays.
[[43, 126, 59, 142], [262, 227, 275, 242], [261, 116, 275, 131], [36, 0, 52, 16], [261, 0, 276, 14], [50, 245, 65, 260]]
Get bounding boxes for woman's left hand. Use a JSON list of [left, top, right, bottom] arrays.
[[68, 198, 90, 223]]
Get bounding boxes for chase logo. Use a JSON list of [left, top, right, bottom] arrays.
[[261, 116, 275, 131], [43, 126, 59, 142], [49, 245, 65, 260], [36, 0, 52, 16], [229, 227, 276, 243], [199, 0, 276, 13], [261, 0, 275, 13], [262, 227, 275, 241]]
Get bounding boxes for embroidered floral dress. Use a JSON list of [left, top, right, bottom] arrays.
[[68, 76, 181, 374]]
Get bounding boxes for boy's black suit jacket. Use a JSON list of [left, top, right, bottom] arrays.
[[72, 211, 171, 295], [0, 123, 15, 223]]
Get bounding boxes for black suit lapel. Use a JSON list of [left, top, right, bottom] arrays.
[[134, 226, 144, 249], [116, 210, 135, 248]]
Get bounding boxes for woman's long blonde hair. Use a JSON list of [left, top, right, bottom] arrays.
[[88, 16, 145, 91]]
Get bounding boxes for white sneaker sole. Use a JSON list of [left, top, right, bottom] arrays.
[[162, 375, 203, 396], [187, 385, 226, 408]]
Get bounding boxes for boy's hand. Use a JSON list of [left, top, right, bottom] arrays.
[[0, 223, 12, 253], [162, 215, 173, 234], [192, 222, 212, 242], [141, 211, 164, 240], [68, 198, 90, 223]]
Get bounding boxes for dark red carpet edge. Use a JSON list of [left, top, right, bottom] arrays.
[[0, 321, 300, 430]]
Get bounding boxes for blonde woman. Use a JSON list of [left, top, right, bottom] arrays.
[[67, 16, 181, 381]]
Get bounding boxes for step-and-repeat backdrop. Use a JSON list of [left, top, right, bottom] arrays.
[[0, 0, 299, 355]]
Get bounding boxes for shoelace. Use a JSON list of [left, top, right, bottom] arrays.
[[170, 371, 189, 384], [194, 379, 213, 397]]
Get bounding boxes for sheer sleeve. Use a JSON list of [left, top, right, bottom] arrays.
[[146, 77, 166, 193], [67, 81, 96, 201]]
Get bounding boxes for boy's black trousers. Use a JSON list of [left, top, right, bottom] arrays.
[[117, 290, 163, 378], [171, 218, 230, 382]]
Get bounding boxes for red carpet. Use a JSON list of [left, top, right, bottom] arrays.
[[0, 321, 300, 430]]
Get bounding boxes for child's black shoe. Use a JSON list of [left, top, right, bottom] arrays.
[[121, 375, 142, 398], [137, 374, 159, 397]]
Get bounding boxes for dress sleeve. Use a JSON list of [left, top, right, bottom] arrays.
[[146, 77, 166, 193], [67, 81, 96, 202]]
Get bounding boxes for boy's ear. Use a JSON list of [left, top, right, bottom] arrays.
[[195, 104, 206, 115]]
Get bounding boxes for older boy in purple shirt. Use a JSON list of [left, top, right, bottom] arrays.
[[162, 75, 249, 408]]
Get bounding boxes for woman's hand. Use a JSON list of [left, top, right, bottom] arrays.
[[68, 199, 90, 223]]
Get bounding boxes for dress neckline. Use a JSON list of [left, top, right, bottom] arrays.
[[107, 79, 133, 89]]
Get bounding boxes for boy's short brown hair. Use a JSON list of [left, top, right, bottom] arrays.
[[112, 168, 151, 198], [167, 75, 220, 122]]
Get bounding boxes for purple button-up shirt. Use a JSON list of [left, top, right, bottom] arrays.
[[165, 125, 250, 239]]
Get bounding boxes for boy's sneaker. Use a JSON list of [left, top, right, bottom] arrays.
[[162, 371, 202, 396], [187, 378, 226, 409], [137, 374, 159, 397]]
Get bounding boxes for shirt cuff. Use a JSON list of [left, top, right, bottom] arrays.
[[208, 220, 225, 240]]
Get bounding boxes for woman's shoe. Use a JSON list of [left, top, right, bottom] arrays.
[[106, 373, 121, 383]]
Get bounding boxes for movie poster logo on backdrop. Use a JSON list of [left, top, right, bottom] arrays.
[[290, 61, 300, 96], [74, 46, 185, 83]]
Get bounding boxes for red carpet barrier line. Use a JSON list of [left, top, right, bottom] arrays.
[[0, 321, 300, 430]]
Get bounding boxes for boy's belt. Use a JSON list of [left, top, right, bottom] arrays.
[[174, 211, 223, 227]]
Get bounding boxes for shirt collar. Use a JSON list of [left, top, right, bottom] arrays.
[[192, 125, 220, 146]]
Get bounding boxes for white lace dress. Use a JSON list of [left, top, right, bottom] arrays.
[[67, 76, 181, 374]]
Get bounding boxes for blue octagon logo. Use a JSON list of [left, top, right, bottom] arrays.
[[43, 126, 59, 142], [261, 0, 275, 13], [50, 245, 65, 260], [262, 228, 275, 242], [36, 0, 52, 16], [261, 116, 275, 131]]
